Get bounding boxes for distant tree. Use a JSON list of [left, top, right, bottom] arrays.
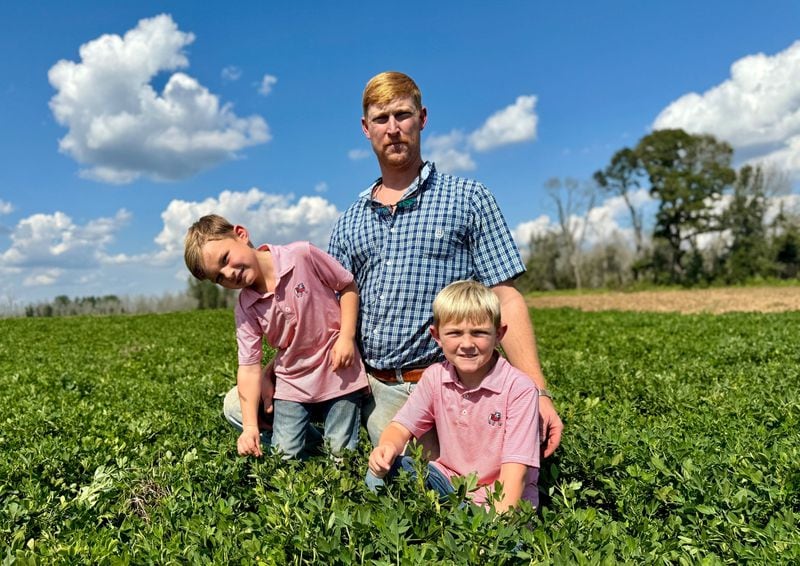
[[635, 129, 736, 284], [545, 177, 596, 289], [593, 147, 647, 261], [187, 278, 236, 309], [519, 231, 565, 291]]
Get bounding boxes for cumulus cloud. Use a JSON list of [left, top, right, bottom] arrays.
[[419, 95, 538, 173], [423, 130, 476, 173], [258, 74, 278, 96], [653, 40, 800, 177], [154, 189, 342, 264], [469, 95, 538, 151], [0, 209, 131, 290], [221, 65, 242, 81], [48, 14, 269, 184], [314, 182, 328, 193], [0, 200, 12, 215]]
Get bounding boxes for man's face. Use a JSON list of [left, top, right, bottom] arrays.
[[200, 228, 261, 290], [431, 317, 507, 383], [362, 96, 427, 170]]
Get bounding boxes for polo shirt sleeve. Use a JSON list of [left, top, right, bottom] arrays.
[[468, 185, 526, 287], [235, 299, 263, 366], [307, 243, 354, 292], [502, 378, 540, 469], [392, 369, 437, 439]]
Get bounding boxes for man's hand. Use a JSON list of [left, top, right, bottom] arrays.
[[539, 396, 563, 458], [368, 444, 399, 478], [330, 336, 355, 371], [237, 426, 263, 457]]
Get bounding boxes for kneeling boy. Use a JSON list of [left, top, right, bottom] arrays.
[[185, 214, 368, 459], [367, 280, 540, 511]]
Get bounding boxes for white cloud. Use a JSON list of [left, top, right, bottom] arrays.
[[0, 200, 13, 215], [314, 182, 328, 193], [221, 65, 242, 81], [258, 74, 278, 96], [348, 148, 371, 160], [48, 14, 269, 184], [469, 95, 538, 152], [423, 130, 476, 173], [154, 189, 342, 264], [0, 209, 131, 290], [653, 40, 800, 177]]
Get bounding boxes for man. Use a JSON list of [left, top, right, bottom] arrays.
[[327, 71, 562, 458]]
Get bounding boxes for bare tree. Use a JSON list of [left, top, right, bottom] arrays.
[[545, 177, 596, 289]]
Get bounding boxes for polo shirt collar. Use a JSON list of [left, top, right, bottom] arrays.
[[441, 353, 506, 394], [238, 244, 295, 309]]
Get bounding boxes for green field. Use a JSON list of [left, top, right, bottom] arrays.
[[1, 308, 798, 564]]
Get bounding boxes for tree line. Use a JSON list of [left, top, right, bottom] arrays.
[[517, 128, 800, 292]]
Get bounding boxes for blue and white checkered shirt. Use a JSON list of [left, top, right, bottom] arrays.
[[328, 162, 525, 370]]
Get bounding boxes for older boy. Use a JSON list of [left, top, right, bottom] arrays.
[[367, 280, 540, 512], [185, 214, 368, 459]]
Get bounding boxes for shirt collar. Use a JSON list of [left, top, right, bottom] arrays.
[[238, 244, 295, 309], [358, 161, 436, 202], [441, 353, 506, 394]]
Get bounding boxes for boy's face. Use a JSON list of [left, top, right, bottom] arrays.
[[430, 317, 507, 383], [200, 226, 261, 290]]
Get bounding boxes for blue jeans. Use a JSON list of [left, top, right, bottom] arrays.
[[365, 456, 455, 500], [222, 386, 323, 456], [272, 390, 363, 459]]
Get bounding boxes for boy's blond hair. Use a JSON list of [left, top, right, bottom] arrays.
[[432, 280, 501, 329], [184, 214, 236, 280], [362, 71, 422, 117]]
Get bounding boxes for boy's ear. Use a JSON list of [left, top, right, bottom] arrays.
[[496, 323, 508, 343], [233, 225, 249, 242], [429, 325, 441, 346]]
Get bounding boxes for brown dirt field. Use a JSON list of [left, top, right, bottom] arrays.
[[525, 286, 800, 314]]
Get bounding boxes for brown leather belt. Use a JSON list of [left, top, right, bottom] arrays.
[[366, 366, 426, 384]]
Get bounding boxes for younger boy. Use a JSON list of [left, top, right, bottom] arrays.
[[185, 214, 368, 459], [367, 280, 540, 511]]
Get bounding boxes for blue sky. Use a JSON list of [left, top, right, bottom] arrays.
[[2, 1, 800, 307]]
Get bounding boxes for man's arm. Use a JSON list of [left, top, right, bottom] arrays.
[[491, 281, 563, 458], [495, 462, 528, 513], [237, 363, 263, 457]]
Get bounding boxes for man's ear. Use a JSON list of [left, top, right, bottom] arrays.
[[429, 324, 441, 346], [361, 116, 371, 138], [496, 323, 508, 343], [419, 106, 428, 131]]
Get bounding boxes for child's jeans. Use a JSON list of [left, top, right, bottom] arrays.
[[365, 456, 455, 500], [272, 389, 364, 459]]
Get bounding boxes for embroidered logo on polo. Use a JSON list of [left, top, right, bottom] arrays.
[[488, 411, 503, 426], [294, 283, 308, 298]]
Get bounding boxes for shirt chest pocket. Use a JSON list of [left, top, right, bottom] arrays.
[[418, 223, 468, 260]]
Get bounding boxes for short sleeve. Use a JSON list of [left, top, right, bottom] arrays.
[[468, 186, 525, 287], [307, 243, 354, 292], [235, 301, 264, 366]]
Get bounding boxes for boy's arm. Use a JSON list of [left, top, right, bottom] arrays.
[[495, 462, 528, 513], [368, 422, 412, 478], [237, 363, 263, 457], [330, 281, 358, 371]]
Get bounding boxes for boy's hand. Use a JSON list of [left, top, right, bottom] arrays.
[[260, 365, 275, 414], [237, 426, 263, 457], [330, 336, 355, 371], [368, 444, 398, 478]]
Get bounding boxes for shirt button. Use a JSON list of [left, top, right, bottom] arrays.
[[461, 410, 467, 415], [385, 260, 392, 265]]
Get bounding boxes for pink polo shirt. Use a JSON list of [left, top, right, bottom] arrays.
[[393, 356, 540, 507], [235, 241, 367, 403]]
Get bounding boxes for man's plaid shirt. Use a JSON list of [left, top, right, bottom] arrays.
[[328, 162, 525, 370]]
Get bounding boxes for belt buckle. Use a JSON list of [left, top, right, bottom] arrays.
[[394, 368, 404, 384]]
